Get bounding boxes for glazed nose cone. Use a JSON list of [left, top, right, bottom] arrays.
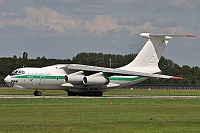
[[4, 75, 11, 84]]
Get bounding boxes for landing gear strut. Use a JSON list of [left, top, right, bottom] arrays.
[[34, 90, 42, 96]]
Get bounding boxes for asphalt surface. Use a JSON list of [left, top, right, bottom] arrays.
[[0, 95, 200, 99]]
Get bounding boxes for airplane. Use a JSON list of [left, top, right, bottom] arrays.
[[4, 33, 195, 96]]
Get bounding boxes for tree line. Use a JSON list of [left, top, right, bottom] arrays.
[[0, 52, 199, 84]]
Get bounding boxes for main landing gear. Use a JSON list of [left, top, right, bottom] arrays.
[[67, 91, 103, 97], [34, 90, 42, 96]]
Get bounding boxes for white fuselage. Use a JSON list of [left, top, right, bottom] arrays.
[[4, 65, 147, 93]]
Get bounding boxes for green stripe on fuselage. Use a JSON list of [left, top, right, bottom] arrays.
[[109, 76, 143, 81], [12, 75, 142, 82], [12, 75, 65, 79]]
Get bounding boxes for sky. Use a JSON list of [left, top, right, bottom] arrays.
[[0, 0, 199, 66]]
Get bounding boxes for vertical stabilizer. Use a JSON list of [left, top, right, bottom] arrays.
[[120, 33, 195, 73]]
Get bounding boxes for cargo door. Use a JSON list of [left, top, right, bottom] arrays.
[[39, 76, 45, 86]]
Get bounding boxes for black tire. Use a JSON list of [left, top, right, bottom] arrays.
[[33, 91, 37, 96], [77, 91, 93, 96], [94, 91, 103, 97], [34, 91, 42, 96], [88, 91, 94, 96], [37, 91, 42, 96], [68, 91, 77, 96]]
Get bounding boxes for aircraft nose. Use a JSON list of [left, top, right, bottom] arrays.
[[4, 75, 11, 84]]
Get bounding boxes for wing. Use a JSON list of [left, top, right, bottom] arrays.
[[58, 64, 182, 79]]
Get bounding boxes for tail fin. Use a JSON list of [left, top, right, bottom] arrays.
[[121, 33, 195, 73]]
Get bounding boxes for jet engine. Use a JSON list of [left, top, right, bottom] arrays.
[[83, 76, 109, 85], [65, 75, 84, 84]]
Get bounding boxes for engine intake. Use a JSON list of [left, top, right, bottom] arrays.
[[83, 76, 109, 85]]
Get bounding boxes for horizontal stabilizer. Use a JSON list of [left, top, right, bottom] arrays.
[[141, 73, 183, 80], [140, 33, 196, 39], [172, 76, 183, 80]]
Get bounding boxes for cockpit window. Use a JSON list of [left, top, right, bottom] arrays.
[[11, 70, 25, 76]]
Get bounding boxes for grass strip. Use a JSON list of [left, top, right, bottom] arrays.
[[0, 98, 200, 132]]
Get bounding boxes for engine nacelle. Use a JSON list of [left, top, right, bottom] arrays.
[[83, 76, 109, 85], [65, 75, 84, 84]]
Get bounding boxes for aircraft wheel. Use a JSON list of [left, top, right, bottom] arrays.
[[68, 91, 77, 96], [77, 91, 93, 96], [94, 91, 103, 97], [78, 92, 88, 96], [34, 90, 42, 96], [88, 91, 94, 96]]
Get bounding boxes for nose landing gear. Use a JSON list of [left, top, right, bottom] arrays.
[[34, 90, 42, 96]]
